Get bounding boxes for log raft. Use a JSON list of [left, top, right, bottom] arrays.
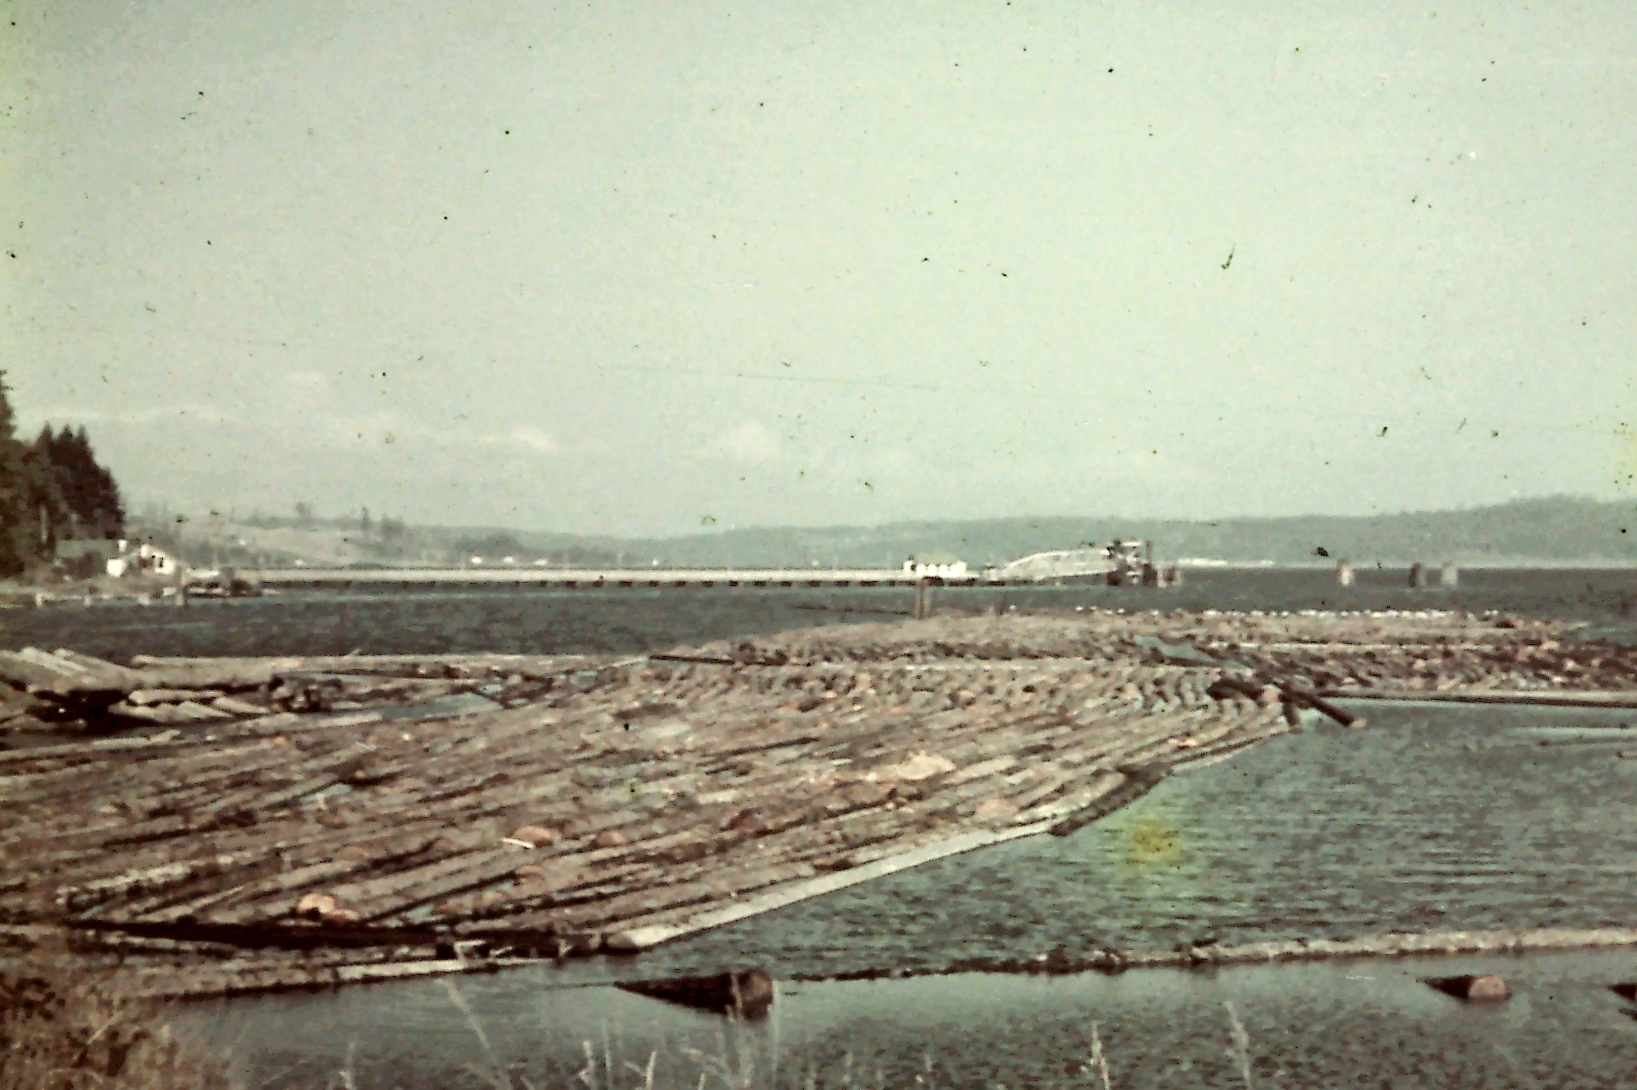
[[3, 608, 1634, 999]]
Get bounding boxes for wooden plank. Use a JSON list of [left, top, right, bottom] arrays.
[[0, 650, 128, 699]]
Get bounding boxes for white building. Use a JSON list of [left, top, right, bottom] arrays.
[[901, 559, 968, 579], [106, 541, 180, 578]]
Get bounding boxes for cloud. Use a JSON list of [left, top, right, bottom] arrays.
[[18, 402, 242, 429], [703, 421, 782, 465], [485, 426, 559, 454], [283, 371, 331, 392], [308, 413, 560, 456]]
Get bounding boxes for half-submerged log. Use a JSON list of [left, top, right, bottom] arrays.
[[616, 969, 775, 1019], [1424, 974, 1510, 1002]]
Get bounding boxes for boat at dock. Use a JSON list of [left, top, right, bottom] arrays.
[[994, 540, 1180, 587]]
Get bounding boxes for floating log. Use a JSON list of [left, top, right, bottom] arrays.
[[796, 925, 1637, 982], [128, 689, 225, 706], [617, 969, 775, 1019], [1278, 686, 1365, 729], [1323, 690, 1637, 710], [1424, 974, 1510, 1002]]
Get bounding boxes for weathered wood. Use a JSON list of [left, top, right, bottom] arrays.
[[0, 651, 123, 698], [127, 689, 226, 706], [51, 649, 150, 690], [0, 729, 183, 766], [1324, 688, 1637, 709]]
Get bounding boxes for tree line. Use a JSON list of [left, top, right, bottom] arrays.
[[0, 370, 126, 577]]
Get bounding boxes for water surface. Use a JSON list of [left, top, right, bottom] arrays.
[[5, 567, 1636, 661]]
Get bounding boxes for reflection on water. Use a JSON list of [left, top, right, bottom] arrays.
[[193, 950, 1637, 1089]]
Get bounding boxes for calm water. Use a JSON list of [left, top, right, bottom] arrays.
[[186, 702, 1637, 1088], [195, 949, 1637, 1090], [5, 566, 1637, 660]]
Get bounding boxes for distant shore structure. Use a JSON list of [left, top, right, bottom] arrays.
[[995, 548, 1115, 583], [104, 540, 180, 579], [246, 539, 1203, 590], [902, 558, 968, 580]]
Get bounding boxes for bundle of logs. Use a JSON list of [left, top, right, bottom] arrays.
[[0, 651, 607, 734], [2, 608, 1634, 1002]]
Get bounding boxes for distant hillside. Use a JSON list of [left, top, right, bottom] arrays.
[[142, 496, 1636, 570], [595, 496, 1637, 569], [132, 514, 627, 571]]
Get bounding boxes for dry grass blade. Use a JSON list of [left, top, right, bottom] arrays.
[[1085, 1022, 1111, 1090], [439, 978, 513, 1090], [1224, 1001, 1254, 1089]]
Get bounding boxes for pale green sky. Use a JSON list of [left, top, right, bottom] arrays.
[[3, 1, 1633, 535]]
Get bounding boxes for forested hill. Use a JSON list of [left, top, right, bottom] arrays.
[[170, 496, 1635, 570]]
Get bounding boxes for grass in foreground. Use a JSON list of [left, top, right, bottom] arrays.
[[3, 954, 1261, 1089], [0, 949, 234, 1090]]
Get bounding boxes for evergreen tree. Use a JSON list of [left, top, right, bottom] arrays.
[[0, 371, 39, 575], [0, 370, 127, 576], [30, 421, 124, 540]]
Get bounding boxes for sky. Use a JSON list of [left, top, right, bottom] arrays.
[[2, 1, 1634, 536]]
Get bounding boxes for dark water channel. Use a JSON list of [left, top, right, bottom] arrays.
[[188, 703, 1637, 1089]]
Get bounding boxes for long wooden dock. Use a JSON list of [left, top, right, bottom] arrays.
[[254, 567, 985, 588], [2, 608, 1633, 999]]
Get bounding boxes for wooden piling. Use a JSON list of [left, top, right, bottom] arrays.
[[1336, 558, 1354, 587]]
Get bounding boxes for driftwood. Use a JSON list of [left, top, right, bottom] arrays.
[[0, 651, 619, 735]]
